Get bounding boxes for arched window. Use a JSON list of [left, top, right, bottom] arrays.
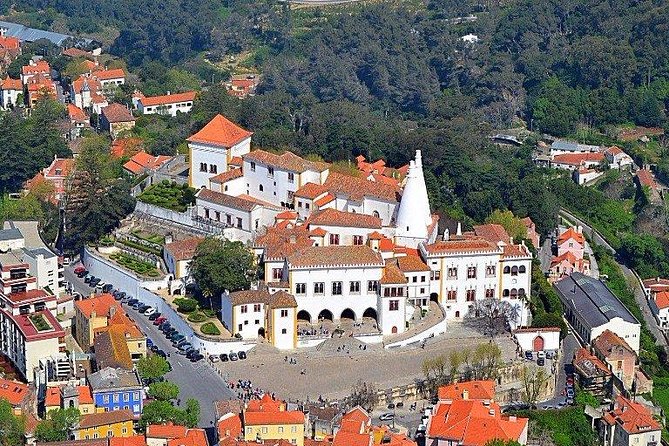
[[503, 266, 510, 274], [502, 289, 510, 297], [511, 266, 519, 276], [518, 288, 526, 297], [510, 288, 518, 299], [519, 265, 527, 274], [373, 210, 380, 218]]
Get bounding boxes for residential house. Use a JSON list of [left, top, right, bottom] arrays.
[[99, 103, 135, 139], [221, 288, 297, 350], [74, 409, 135, 440], [548, 251, 590, 283], [71, 76, 106, 112], [642, 277, 669, 297], [242, 394, 305, 446], [437, 381, 496, 402], [88, 367, 144, 415], [521, 217, 540, 249], [0, 76, 21, 108], [93, 329, 133, 370], [137, 91, 197, 116], [332, 406, 415, 446], [68, 104, 89, 139], [635, 169, 661, 202], [122, 151, 173, 176], [549, 140, 601, 157], [92, 68, 125, 88], [21, 59, 50, 84], [649, 290, 669, 329], [163, 237, 203, 295], [0, 33, 21, 69], [426, 381, 529, 446], [557, 226, 586, 259], [593, 330, 637, 391], [0, 377, 30, 415], [550, 152, 605, 170], [303, 403, 339, 441], [26, 73, 57, 107], [513, 327, 561, 353], [74, 293, 121, 349], [599, 396, 662, 446], [225, 75, 260, 98], [574, 167, 605, 185], [554, 273, 641, 353], [573, 347, 613, 398], [146, 423, 208, 446], [604, 146, 634, 169], [26, 156, 75, 204]]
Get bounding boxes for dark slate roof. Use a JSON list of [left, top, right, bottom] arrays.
[[0, 227, 22, 241], [0, 20, 91, 45], [23, 247, 56, 259], [554, 272, 639, 329]]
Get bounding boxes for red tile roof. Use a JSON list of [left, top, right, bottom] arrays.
[[380, 261, 407, 284], [92, 68, 125, 81], [68, 104, 88, 123], [22, 60, 50, 75], [438, 381, 496, 401], [593, 329, 635, 358], [243, 410, 304, 426], [557, 227, 584, 245], [79, 409, 134, 428], [102, 103, 135, 123], [122, 151, 172, 174], [423, 238, 499, 255], [6, 288, 49, 303], [110, 137, 144, 158], [1, 76, 21, 90], [314, 193, 336, 207], [253, 226, 314, 261], [229, 156, 243, 167], [217, 412, 242, 439], [244, 150, 329, 173], [210, 168, 243, 184], [165, 237, 203, 262], [110, 436, 148, 446], [294, 182, 328, 199], [396, 255, 430, 272], [309, 208, 382, 229], [573, 347, 611, 378], [473, 224, 511, 245], [45, 386, 61, 407], [0, 378, 29, 406], [0, 36, 19, 49], [146, 423, 188, 439], [197, 188, 278, 212], [78, 385, 94, 405], [187, 114, 252, 147], [602, 396, 661, 435], [276, 211, 298, 220], [288, 246, 384, 268], [140, 91, 197, 107], [637, 169, 657, 189], [75, 293, 119, 319], [654, 291, 669, 310], [552, 152, 604, 166], [45, 158, 75, 178], [324, 172, 398, 203]]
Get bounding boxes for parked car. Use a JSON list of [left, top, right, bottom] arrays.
[[137, 304, 150, 312], [566, 397, 574, 405], [229, 352, 239, 361], [396, 402, 404, 408], [121, 294, 131, 302], [77, 270, 89, 278], [176, 339, 190, 348], [84, 275, 94, 284], [238, 351, 247, 360], [150, 344, 159, 353], [155, 350, 167, 358], [171, 335, 185, 344], [209, 355, 220, 363], [74, 266, 86, 274], [153, 317, 166, 326], [387, 403, 395, 409], [537, 351, 546, 360], [379, 413, 394, 421], [219, 354, 229, 362], [545, 351, 555, 360], [537, 357, 545, 366], [144, 307, 157, 316], [148, 312, 161, 321], [524, 351, 533, 360], [190, 353, 204, 362], [566, 388, 575, 398], [102, 284, 113, 293], [147, 338, 154, 347]]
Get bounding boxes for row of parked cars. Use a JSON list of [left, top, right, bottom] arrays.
[[524, 350, 554, 367], [75, 266, 114, 293], [209, 351, 247, 363]]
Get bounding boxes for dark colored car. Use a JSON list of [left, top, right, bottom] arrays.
[[102, 284, 113, 293], [171, 335, 185, 344], [537, 357, 545, 366], [219, 353, 229, 362], [76, 270, 89, 278], [89, 278, 101, 287], [238, 351, 247, 360], [150, 345, 159, 353], [190, 353, 204, 362], [147, 338, 154, 347], [155, 350, 167, 358], [158, 322, 171, 331], [148, 312, 161, 321], [127, 298, 139, 306], [524, 351, 533, 360], [153, 317, 166, 326], [84, 275, 94, 284], [137, 304, 150, 312]]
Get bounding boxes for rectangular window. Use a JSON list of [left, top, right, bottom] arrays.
[[486, 265, 496, 277], [305, 203, 310, 209], [204, 208, 210, 219], [421, 275, 426, 282], [278, 427, 284, 433], [467, 267, 477, 279], [241, 305, 248, 314], [268, 167, 274, 178], [133, 392, 139, 400], [272, 268, 282, 280], [432, 270, 441, 280], [353, 235, 363, 245], [447, 290, 457, 301], [295, 283, 306, 294], [389, 300, 399, 311], [282, 328, 287, 334], [238, 324, 242, 331], [103, 395, 110, 404], [280, 309, 288, 317], [329, 234, 340, 245], [262, 427, 268, 434], [332, 282, 342, 295], [236, 217, 242, 229], [254, 319, 260, 325], [215, 211, 220, 221], [200, 162, 207, 172], [123, 393, 129, 402], [485, 288, 494, 298], [447, 268, 457, 279], [368, 281, 379, 292], [350, 281, 360, 293], [466, 289, 476, 301], [209, 164, 217, 174], [250, 162, 256, 171], [254, 304, 261, 312], [113, 394, 119, 403], [288, 172, 294, 183], [314, 282, 324, 294], [420, 287, 425, 294]]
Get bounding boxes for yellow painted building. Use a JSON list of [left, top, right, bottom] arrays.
[[243, 395, 305, 446], [75, 409, 135, 440]]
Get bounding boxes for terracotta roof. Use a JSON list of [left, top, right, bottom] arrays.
[[557, 227, 584, 245], [276, 211, 298, 220], [593, 329, 635, 358], [423, 238, 500, 256], [637, 169, 657, 189], [5, 309, 65, 341], [654, 291, 669, 310], [438, 381, 496, 401], [602, 396, 661, 435], [253, 226, 314, 261], [380, 261, 407, 284], [309, 208, 382, 229], [368, 231, 383, 240], [68, 104, 88, 123], [45, 158, 75, 178], [573, 347, 611, 378], [243, 409, 304, 426], [92, 68, 125, 80], [605, 146, 624, 155], [166, 429, 207, 446], [72, 75, 102, 95], [93, 329, 133, 370], [0, 36, 19, 49], [123, 151, 172, 174], [332, 431, 370, 446], [62, 47, 92, 58], [197, 189, 262, 212], [140, 91, 197, 107], [396, 255, 430, 272], [643, 277, 669, 288], [288, 246, 384, 268], [244, 150, 329, 173], [210, 168, 243, 184], [111, 138, 143, 158], [502, 244, 530, 258], [165, 237, 203, 262], [550, 251, 579, 266], [146, 423, 188, 439], [187, 114, 252, 147], [294, 182, 328, 199], [75, 294, 119, 319], [101, 103, 135, 123], [45, 386, 61, 407], [0, 378, 29, 406], [79, 409, 134, 429], [268, 290, 297, 309], [217, 412, 243, 440], [22, 60, 50, 75], [110, 436, 148, 446], [551, 152, 604, 166], [314, 193, 336, 207], [473, 224, 511, 245], [324, 172, 398, 203], [1, 76, 21, 90], [78, 385, 94, 405], [228, 290, 270, 306]]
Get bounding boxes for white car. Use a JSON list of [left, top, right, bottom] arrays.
[[379, 413, 394, 421], [144, 307, 157, 316], [537, 351, 546, 359]]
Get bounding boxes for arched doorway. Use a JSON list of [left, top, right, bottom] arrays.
[[455, 311, 460, 318], [341, 308, 356, 321], [533, 335, 544, 351], [362, 307, 378, 321], [430, 293, 439, 302], [391, 326, 398, 334], [318, 309, 333, 322], [297, 310, 311, 323], [258, 327, 266, 338]]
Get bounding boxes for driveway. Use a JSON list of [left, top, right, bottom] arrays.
[[65, 264, 236, 434]]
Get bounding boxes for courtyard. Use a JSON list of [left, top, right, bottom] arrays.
[[212, 321, 517, 401]]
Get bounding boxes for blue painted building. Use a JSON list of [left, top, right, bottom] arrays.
[[88, 367, 144, 415]]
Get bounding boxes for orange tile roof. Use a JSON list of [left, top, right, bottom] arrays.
[[147, 423, 188, 439], [324, 172, 398, 203], [550, 251, 578, 266], [438, 381, 496, 401], [110, 435, 148, 446], [78, 385, 94, 405], [309, 228, 327, 237], [473, 224, 511, 244], [166, 429, 208, 446], [309, 208, 382, 229], [22, 60, 50, 75], [593, 329, 635, 358], [75, 293, 119, 318], [210, 168, 243, 184], [45, 386, 61, 407], [602, 396, 661, 434], [557, 227, 584, 245], [573, 347, 611, 378], [197, 188, 279, 212], [187, 114, 252, 147], [165, 237, 203, 262], [368, 231, 383, 240], [294, 182, 328, 199], [111, 137, 144, 158], [45, 158, 75, 178], [502, 244, 530, 258], [637, 169, 657, 189], [68, 104, 88, 123], [605, 146, 624, 155], [0, 378, 29, 406], [217, 412, 242, 439], [253, 226, 314, 261], [380, 261, 408, 284], [552, 152, 604, 166], [79, 409, 134, 428], [92, 68, 125, 80], [122, 151, 172, 174], [0, 36, 19, 49], [396, 255, 430, 272], [314, 193, 336, 207], [243, 410, 305, 426], [655, 291, 669, 310], [140, 91, 197, 107], [276, 211, 298, 220], [72, 75, 103, 95], [289, 245, 384, 268], [423, 238, 499, 255], [332, 431, 370, 446], [102, 103, 135, 123], [244, 150, 329, 173], [1, 76, 21, 90]]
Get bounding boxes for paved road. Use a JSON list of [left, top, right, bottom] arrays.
[[65, 264, 236, 433], [542, 333, 580, 407], [559, 209, 668, 348]]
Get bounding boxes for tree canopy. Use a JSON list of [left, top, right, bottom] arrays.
[[190, 237, 256, 296]]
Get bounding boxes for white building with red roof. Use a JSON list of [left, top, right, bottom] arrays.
[[122, 151, 173, 176], [137, 91, 197, 116], [21, 59, 50, 85], [600, 396, 661, 446], [604, 146, 634, 169], [26, 156, 75, 203], [0, 76, 21, 108]]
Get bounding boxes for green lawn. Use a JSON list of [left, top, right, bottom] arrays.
[[30, 314, 52, 331], [110, 252, 161, 277]]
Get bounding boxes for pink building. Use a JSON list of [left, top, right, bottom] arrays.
[[557, 226, 585, 259]]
